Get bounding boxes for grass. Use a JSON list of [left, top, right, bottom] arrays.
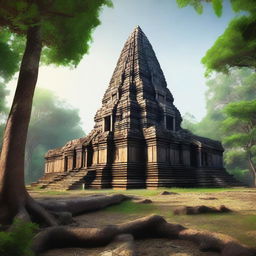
[[104, 201, 156, 214], [29, 187, 256, 247], [104, 201, 256, 247], [169, 213, 256, 247], [37, 190, 71, 196], [31, 187, 249, 197]]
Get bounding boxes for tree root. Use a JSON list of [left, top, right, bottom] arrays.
[[32, 215, 255, 256], [0, 192, 58, 227], [2, 194, 128, 227], [101, 234, 135, 256], [37, 194, 129, 215], [26, 197, 58, 226]]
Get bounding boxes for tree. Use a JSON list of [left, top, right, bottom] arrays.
[[222, 100, 256, 187], [25, 88, 84, 183], [181, 113, 198, 134], [176, 0, 256, 74], [0, 0, 112, 225], [0, 28, 23, 81], [182, 68, 256, 139], [182, 68, 256, 184]]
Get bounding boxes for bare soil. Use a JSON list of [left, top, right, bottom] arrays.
[[30, 188, 256, 256]]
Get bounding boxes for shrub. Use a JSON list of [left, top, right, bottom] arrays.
[[0, 219, 38, 256]]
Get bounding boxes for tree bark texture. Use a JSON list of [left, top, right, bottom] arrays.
[[0, 25, 56, 225]]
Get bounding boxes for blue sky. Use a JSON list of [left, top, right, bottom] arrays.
[[8, 0, 236, 133]]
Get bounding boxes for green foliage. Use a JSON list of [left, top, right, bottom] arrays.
[[181, 113, 198, 133], [224, 100, 256, 120], [176, 0, 256, 73], [104, 201, 156, 214], [0, 219, 38, 256], [176, 0, 223, 16], [0, 0, 112, 70], [182, 68, 255, 140], [182, 68, 256, 184], [231, 0, 256, 14], [25, 88, 85, 183], [222, 100, 256, 150], [222, 100, 256, 185], [0, 28, 25, 82], [202, 15, 256, 75]]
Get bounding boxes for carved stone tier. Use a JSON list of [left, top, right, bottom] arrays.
[[34, 26, 241, 190]]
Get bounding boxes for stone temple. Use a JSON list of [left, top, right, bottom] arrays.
[[33, 26, 240, 190]]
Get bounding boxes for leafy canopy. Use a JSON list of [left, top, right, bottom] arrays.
[[182, 68, 256, 140], [223, 100, 256, 150], [176, 0, 256, 74], [176, 0, 223, 16], [222, 100, 256, 185], [182, 68, 256, 184], [0, 0, 112, 81]]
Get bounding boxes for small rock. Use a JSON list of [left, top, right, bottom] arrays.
[[137, 199, 152, 204], [199, 197, 217, 200], [160, 191, 178, 195], [174, 205, 232, 215], [220, 205, 232, 213]]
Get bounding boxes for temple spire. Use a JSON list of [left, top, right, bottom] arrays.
[[95, 26, 180, 131]]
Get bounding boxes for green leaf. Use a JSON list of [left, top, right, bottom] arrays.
[[224, 133, 251, 147], [212, 0, 223, 17]]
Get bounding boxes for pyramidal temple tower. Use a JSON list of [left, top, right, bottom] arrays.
[[33, 27, 240, 190]]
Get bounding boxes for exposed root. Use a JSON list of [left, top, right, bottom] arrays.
[[0, 191, 58, 227], [32, 215, 255, 256], [26, 197, 58, 226], [37, 194, 129, 216], [178, 228, 255, 256], [14, 207, 31, 223], [174, 205, 232, 215], [1, 193, 129, 228], [101, 234, 135, 256]]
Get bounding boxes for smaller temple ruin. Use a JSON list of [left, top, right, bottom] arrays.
[[33, 26, 240, 190]]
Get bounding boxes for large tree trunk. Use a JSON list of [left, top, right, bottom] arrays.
[[0, 25, 56, 225]]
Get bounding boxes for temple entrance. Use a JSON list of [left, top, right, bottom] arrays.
[[73, 150, 76, 169], [64, 156, 68, 172], [87, 145, 93, 167]]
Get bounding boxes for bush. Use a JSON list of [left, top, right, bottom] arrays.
[[0, 219, 38, 256]]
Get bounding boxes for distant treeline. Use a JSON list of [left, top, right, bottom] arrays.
[[0, 87, 84, 184], [182, 68, 256, 186]]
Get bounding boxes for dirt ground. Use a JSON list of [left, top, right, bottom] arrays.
[[30, 188, 256, 256]]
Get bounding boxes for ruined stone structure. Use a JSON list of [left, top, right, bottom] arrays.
[[33, 26, 240, 190]]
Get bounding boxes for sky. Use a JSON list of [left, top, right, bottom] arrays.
[[7, 0, 236, 133]]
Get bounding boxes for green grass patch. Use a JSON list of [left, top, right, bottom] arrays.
[[39, 190, 70, 196], [90, 187, 246, 195], [0, 219, 38, 256], [166, 213, 256, 247], [103, 201, 157, 214], [30, 187, 249, 197]]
